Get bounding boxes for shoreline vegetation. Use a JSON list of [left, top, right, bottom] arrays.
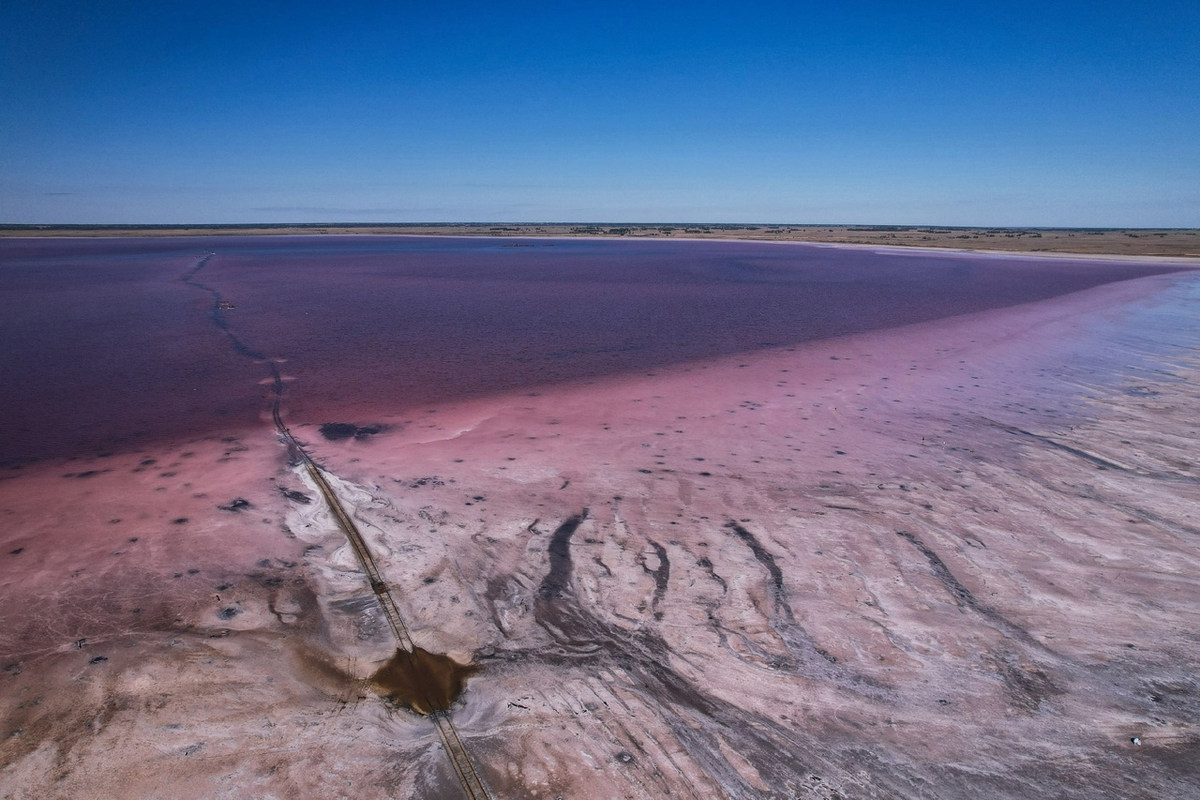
[[2, 222, 1199, 257]]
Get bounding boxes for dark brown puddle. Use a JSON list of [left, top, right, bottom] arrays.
[[369, 647, 478, 715]]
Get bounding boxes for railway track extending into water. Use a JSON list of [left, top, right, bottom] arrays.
[[183, 253, 490, 799]]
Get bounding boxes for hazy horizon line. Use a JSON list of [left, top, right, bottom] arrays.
[[3, 222, 1198, 231]]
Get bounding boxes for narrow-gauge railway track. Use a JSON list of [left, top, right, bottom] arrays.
[[287, 434, 490, 800], [183, 254, 490, 799]]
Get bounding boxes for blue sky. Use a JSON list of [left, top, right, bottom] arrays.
[[2, 1, 1197, 225]]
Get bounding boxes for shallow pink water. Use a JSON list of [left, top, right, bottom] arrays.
[[0, 236, 1186, 467]]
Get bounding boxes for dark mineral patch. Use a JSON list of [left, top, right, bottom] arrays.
[[279, 488, 312, 504], [369, 647, 477, 715], [319, 423, 385, 441], [319, 423, 357, 440], [538, 511, 588, 601]]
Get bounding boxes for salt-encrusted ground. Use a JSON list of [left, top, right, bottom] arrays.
[[2, 255, 1198, 798]]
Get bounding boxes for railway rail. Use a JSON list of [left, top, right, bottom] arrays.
[[184, 253, 491, 799]]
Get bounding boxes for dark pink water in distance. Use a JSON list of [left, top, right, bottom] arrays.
[[0, 236, 1188, 465]]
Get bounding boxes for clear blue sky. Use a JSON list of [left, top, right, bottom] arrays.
[[2, 1, 1197, 226]]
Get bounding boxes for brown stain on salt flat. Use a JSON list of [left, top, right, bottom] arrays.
[[370, 646, 478, 715]]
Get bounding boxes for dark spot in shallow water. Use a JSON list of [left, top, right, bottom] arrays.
[[218, 498, 251, 512], [320, 422, 385, 441], [369, 647, 477, 715], [319, 423, 357, 440], [217, 607, 240, 620]]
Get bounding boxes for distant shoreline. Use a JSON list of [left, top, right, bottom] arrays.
[[2, 222, 1199, 259]]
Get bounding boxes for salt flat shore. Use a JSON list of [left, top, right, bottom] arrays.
[[3, 223, 1199, 259], [1, 243, 1198, 797]]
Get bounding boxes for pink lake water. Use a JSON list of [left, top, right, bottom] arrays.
[[0, 236, 1186, 467]]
